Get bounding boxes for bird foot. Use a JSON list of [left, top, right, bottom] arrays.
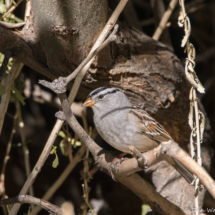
[[109, 156, 129, 181]]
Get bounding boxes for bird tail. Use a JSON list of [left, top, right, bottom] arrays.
[[171, 158, 195, 184]]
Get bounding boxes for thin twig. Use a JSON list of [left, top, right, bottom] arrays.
[[24, 0, 31, 22], [0, 0, 24, 21], [0, 60, 23, 135], [30, 129, 98, 215], [82, 149, 90, 215], [0, 195, 63, 215], [5, 0, 12, 9], [16, 102, 34, 203], [30, 145, 87, 215], [140, 18, 154, 27], [152, 0, 178, 40], [65, 124, 73, 162], [82, 184, 97, 215], [9, 1, 128, 214], [0, 110, 18, 196], [82, 113, 91, 215], [66, 25, 118, 85], [0, 21, 25, 29], [89, 165, 99, 177], [0, 51, 12, 82], [81, 111, 89, 134], [82, 126, 95, 215]]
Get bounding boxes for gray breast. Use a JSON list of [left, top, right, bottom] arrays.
[[93, 111, 141, 153], [93, 109, 158, 153]]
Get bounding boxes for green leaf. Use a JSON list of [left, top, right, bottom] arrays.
[[0, 2, 6, 14], [59, 140, 66, 155], [52, 146, 59, 168], [58, 130, 66, 138], [141, 204, 149, 215], [52, 155, 59, 168], [11, 85, 25, 105]]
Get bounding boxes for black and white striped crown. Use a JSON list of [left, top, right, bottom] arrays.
[[87, 87, 119, 98]]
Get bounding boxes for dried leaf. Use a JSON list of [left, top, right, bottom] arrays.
[[181, 17, 191, 47], [194, 179, 200, 197], [198, 111, 205, 144], [190, 130, 195, 159], [197, 157, 202, 166], [188, 44, 196, 60], [188, 61, 194, 72], [189, 87, 193, 101], [185, 61, 205, 93], [178, 9, 184, 27], [188, 101, 194, 129], [193, 125, 197, 137]]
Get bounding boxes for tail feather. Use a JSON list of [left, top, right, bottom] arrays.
[[171, 158, 195, 184]]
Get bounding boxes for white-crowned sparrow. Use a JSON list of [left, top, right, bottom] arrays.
[[83, 87, 194, 184]]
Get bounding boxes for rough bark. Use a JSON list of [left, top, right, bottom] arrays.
[[0, 0, 212, 213], [29, 0, 108, 75]]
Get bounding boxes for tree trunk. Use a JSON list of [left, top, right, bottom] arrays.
[[0, 0, 212, 213]]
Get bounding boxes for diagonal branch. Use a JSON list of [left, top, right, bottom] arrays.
[[152, 0, 178, 41], [0, 21, 25, 29], [51, 92, 215, 213], [0, 60, 23, 135], [54, 93, 185, 215], [30, 144, 87, 215], [127, 142, 215, 199]]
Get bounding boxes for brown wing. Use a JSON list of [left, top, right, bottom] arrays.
[[129, 108, 172, 143]]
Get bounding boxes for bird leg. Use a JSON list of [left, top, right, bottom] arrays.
[[109, 152, 128, 181]]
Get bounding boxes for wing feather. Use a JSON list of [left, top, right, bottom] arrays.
[[129, 108, 172, 143]]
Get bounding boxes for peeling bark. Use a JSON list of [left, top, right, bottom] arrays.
[[0, 1, 212, 212]]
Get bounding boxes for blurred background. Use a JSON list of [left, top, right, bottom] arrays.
[[0, 0, 214, 214]]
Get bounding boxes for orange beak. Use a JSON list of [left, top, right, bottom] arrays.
[[82, 97, 96, 107]]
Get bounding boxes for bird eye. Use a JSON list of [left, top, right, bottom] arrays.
[[98, 94, 104, 99]]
